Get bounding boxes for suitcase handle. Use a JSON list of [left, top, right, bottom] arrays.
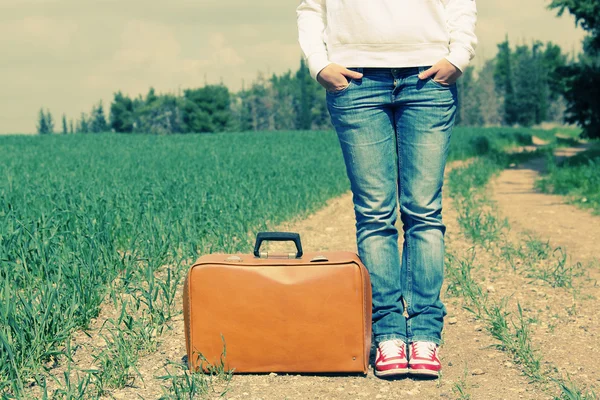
[[253, 231, 303, 258]]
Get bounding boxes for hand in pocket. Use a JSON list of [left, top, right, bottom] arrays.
[[317, 63, 363, 92], [418, 59, 462, 85]]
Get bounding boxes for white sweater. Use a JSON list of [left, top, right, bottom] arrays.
[[296, 0, 478, 81]]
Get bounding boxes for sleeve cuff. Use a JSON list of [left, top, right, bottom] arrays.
[[307, 52, 332, 82], [445, 47, 473, 73]]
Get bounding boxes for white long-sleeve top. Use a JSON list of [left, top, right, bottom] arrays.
[[296, 0, 477, 81]]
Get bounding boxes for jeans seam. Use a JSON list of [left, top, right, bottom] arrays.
[[406, 237, 413, 338]]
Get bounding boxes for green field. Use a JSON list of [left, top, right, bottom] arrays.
[[0, 128, 566, 397], [536, 144, 600, 214]]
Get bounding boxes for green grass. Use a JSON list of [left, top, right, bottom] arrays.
[[451, 367, 472, 400], [531, 127, 582, 143], [536, 144, 600, 214], [0, 127, 553, 397], [0, 131, 354, 396], [446, 127, 535, 161]]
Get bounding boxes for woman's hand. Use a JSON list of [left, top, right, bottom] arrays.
[[418, 59, 462, 86], [317, 63, 363, 92]]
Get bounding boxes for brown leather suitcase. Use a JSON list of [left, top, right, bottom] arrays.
[[183, 231, 372, 374]]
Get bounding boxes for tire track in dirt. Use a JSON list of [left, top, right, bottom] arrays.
[[486, 148, 600, 395], [491, 145, 598, 265]]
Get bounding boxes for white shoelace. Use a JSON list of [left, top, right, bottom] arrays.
[[412, 341, 437, 359], [379, 340, 405, 359]]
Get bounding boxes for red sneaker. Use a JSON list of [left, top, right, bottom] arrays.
[[408, 341, 441, 377], [374, 339, 409, 377]]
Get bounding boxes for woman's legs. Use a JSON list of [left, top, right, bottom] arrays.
[[325, 66, 457, 347], [326, 67, 406, 345], [393, 66, 457, 345]]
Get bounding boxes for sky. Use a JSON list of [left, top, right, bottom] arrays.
[[0, 0, 587, 134]]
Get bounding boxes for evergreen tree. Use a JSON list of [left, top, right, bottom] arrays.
[[512, 44, 539, 126], [271, 71, 297, 130], [69, 119, 74, 134], [495, 38, 519, 125], [46, 109, 55, 134], [230, 87, 254, 132], [541, 42, 568, 103], [531, 42, 550, 124], [62, 114, 68, 134], [110, 91, 135, 133], [146, 87, 158, 104], [77, 112, 89, 134], [90, 101, 109, 133], [477, 59, 503, 126], [456, 65, 483, 126], [493, 39, 565, 127], [295, 58, 313, 130], [183, 85, 232, 133], [37, 108, 49, 134]]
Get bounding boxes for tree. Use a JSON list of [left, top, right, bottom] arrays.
[[62, 114, 68, 134], [549, 0, 600, 138], [90, 101, 109, 133], [183, 85, 232, 133], [77, 112, 89, 133], [37, 108, 51, 134], [135, 93, 187, 134], [295, 58, 313, 130], [110, 91, 135, 133], [456, 65, 483, 126], [512, 44, 539, 126], [540, 42, 568, 123], [271, 71, 297, 130], [550, 0, 600, 49], [46, 110, 55, 134], [494, 38, 567, 128], [495, 37, 519, 125], [477, 59, 503, 126], [541, 42, 569, 102], [558, 44, 600, 137], [230, 87, 254, 132]]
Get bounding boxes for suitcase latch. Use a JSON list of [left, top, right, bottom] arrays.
[[225, 255, 243, 262]]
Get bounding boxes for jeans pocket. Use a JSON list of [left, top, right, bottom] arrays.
[[417, 65, 454, 89], [326, 67, 363, 95]]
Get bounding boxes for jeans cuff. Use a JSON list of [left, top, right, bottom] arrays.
[[408, 336, 442, 346], [374, 334, 408, 347]]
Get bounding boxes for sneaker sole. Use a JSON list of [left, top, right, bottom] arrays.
[[374, 367, 409, 377], [408, 368, 440, 377]]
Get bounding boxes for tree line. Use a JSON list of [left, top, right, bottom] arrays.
[[37, 64, 328, 135], [456, 38, 568, 128], [38, 2, 600, 139]]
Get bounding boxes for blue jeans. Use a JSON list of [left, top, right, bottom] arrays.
[[325, 66, 457, 346]]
